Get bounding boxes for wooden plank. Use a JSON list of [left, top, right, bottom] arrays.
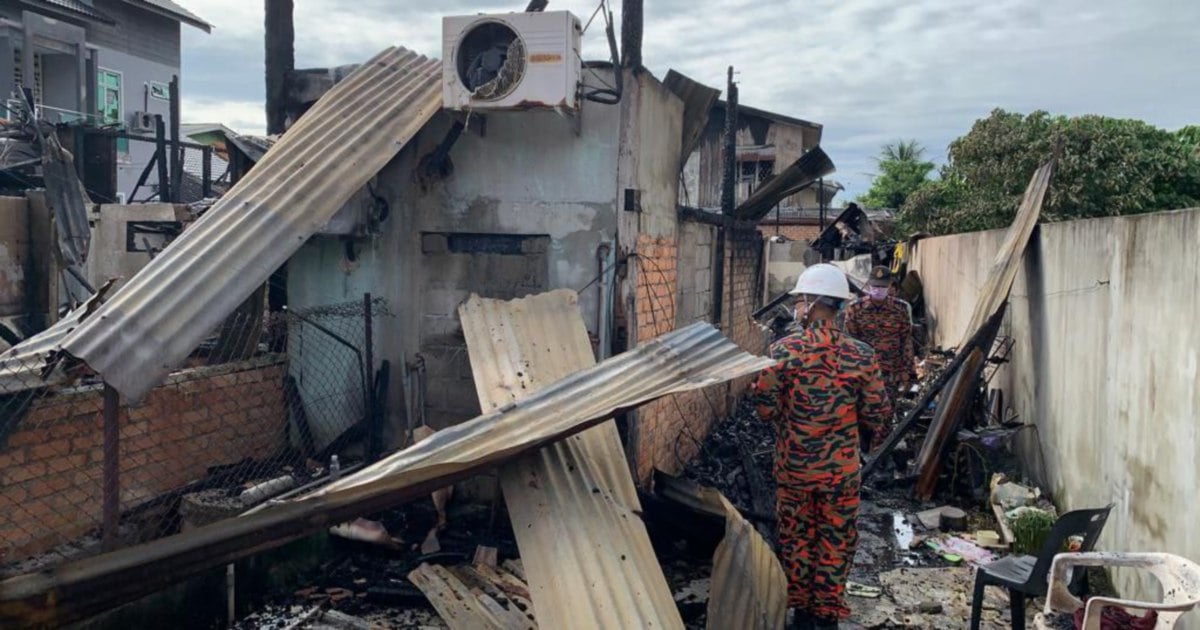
[[408, 563, 498, 630], [473, 545, 499, 569], [474, 564, 533, 602], [502, 559, 526, 582], [451, 564, 535, 628], [992, 502, 1015, 547], [957, 160, 1055, 347]]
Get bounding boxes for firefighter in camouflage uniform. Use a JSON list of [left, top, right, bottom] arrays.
[[844, 265, 915, 400], [751, 264, 894, 630]]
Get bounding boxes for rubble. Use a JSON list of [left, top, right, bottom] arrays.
[[683, 399, 777, 526]]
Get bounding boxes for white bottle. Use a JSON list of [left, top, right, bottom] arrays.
[[330, 455, 341, 481]]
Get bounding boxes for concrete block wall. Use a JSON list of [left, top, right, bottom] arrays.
[[724, 227, 770, 357], [0, 359, 287, 561], [676, 221, 716, 326], [910, 208, 1200, 619]]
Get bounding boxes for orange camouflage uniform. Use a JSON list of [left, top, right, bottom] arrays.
[[751, 320, 893, 620], [843, 295, 915, 396]]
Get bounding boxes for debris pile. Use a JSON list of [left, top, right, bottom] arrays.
[[683, 399, 777, 524]]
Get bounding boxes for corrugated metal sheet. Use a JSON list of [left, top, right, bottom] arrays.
[[663, 70, 720, 169], [51, 47, 440, 402], [655, 474, 787, 630], [458, 290, 682, 630], [0, 321, 769, 628], [318, 321, 772, 497], [0, 277, 119, 393]]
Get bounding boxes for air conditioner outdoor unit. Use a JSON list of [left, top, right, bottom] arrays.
[[442, 11, 581, 112], [130, 111, 155, 133]]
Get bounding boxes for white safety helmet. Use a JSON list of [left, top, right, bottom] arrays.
[[790, 263, 851, 300]]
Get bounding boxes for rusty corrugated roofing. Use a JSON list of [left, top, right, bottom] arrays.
[[44, 47, 440, 402], [459, 290, 683, 630]]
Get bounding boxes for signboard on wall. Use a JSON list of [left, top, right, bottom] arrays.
[[149, 82, 169, 101]]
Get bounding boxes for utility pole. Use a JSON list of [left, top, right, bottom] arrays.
[[265, 0, 295, 135]]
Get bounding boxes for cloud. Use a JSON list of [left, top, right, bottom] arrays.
[[178, 0, 1200, 199]]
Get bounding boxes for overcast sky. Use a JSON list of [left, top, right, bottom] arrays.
[[179, 0, 1200, 200]]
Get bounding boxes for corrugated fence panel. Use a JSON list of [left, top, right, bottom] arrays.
[[458, 290, 682, 630]]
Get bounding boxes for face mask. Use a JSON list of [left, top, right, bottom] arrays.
[[866, 286, 889, 300]]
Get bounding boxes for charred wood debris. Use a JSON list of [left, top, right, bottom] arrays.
[[232, 329, 1029, 630]]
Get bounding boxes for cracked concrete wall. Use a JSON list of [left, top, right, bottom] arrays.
[[911, 207, 1200, 621]]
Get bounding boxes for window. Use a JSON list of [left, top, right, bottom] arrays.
[[97, 69, 121, 123], [97, 69, 128, 152], [737, 158, 775, 199], [12, 48, 44, 106]]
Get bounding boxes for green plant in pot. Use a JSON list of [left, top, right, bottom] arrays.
[[1011, 510, 1055, 554]]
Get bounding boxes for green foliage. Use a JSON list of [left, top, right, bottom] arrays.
[[899, 109, 1200, 235], [1011, 509, 1056, 555], [858, 140, 935, 210]]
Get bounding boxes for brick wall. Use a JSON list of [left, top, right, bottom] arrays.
[[630, 227, 769, 484], [761, 223, 821, 243], [0, 358, 287, 561]]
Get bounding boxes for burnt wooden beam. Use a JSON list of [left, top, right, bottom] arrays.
[[265, 0, 295, 135], [621, 0, 643, 69]]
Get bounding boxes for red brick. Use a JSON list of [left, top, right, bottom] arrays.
[[7, 429, 44, 448]]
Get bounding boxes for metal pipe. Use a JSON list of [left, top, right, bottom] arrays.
[[154, 115, 169, 201], [169, 76, 181, 203], [596, 243, 611, 359], [238, 463, 365, 517], [202, 146, 213, 199], [225, 564, 235, 629], [363, 293, 378, 460], [101, 384, 120, 551]]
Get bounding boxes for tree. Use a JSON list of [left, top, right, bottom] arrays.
[[900, 109, 1200, 235], [858, 140, 935, 210]]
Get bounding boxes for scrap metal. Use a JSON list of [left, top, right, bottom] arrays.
[[910, 161, 1054, 499], [46, 46, 441, 402], [656, 474, 787, 630], [663, 70, 720, 170], [458, 290, 683, 630], [0, 322, 769, 628], [861, 306, 1008, 481]]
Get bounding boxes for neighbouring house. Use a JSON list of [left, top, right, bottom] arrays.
[[756, 180, 847, 242], [682, 100, 824, 210], [0, 0, 211, 198]]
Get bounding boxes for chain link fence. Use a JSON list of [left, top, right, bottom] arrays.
[[0, 293, 393, 579]]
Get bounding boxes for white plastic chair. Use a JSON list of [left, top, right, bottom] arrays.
[[1033, 552, 1200, 630]]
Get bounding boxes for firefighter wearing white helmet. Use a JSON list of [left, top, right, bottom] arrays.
[[752, 262, 893, 629], [789, 264, 852, 326]]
